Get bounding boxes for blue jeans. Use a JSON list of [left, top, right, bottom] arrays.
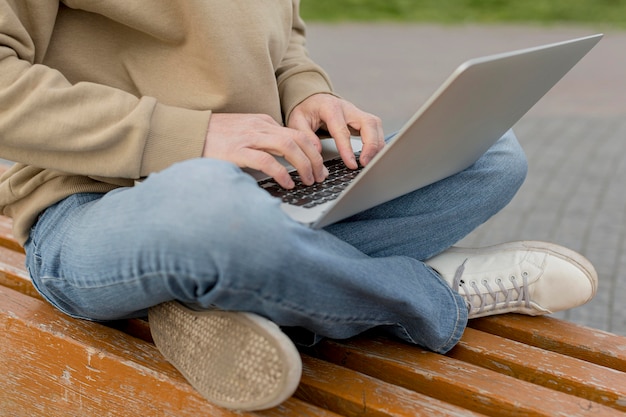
[[24, 130, 526, 354]]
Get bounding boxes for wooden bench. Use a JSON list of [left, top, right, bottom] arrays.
[[2, 176, 626, 415]]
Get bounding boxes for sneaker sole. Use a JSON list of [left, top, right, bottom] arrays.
[[148, 302, 302, 411], [441, 240, 598, 299]]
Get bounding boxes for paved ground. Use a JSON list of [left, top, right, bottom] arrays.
[[306, 23, 626, 334]]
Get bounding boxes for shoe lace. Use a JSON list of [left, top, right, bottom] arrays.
[[452, 260, 531, 316]]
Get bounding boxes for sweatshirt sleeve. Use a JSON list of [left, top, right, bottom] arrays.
[[276, 0, 336, 124], [0, 1, 209, 179]]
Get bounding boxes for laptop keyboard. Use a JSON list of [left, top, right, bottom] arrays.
[[258, 155, 363, 208]]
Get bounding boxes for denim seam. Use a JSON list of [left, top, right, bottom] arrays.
[[219, 285, 399, 326]]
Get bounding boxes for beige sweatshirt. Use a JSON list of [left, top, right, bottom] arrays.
[[0, 0, 334, 244]]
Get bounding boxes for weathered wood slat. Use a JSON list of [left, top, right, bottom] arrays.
[[0, 213, 23, 253], [0, 285, 219, 416], [0, 243, 37, 300], [297, 355, 488, 417], [470, 315, 626, 372], [0, 285, 342, 417], [310, 336, 623, 416], [448, 327, 626, 411], [0, 165, 21, 255]]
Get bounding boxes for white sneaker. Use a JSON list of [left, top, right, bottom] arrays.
[[148, 301, 302, 411], [425, 241, 598, 319]]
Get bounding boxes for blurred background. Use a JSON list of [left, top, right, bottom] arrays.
[[301, 0, 626, 27], [300, 1, 626, 335]]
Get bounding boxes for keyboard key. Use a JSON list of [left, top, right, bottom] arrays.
[[258, 154, 362, 208]]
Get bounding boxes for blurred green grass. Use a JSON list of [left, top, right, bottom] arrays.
[[300, 0, 626, 27]]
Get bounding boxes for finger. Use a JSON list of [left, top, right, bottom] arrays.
[[246, 127, 322, 186], [288, 128, 328, 183], [238, 148, 295, 189], [286, 113, 328, 183], [272, 132, 326, 185], [322, 108, 358, 170], [355, 114, 385, 166], [233, 124, 321, 186], [235, 127, 314, 187]]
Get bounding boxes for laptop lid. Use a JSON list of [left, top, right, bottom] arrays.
[[286, 33, 602, 228]]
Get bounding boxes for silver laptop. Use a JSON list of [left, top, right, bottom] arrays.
[[254, 34, 603, 228]]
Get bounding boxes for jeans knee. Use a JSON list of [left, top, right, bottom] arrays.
[[147, 158, 246, 199], [136, 158, 285, 251]]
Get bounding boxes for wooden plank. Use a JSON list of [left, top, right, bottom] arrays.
[[310, 336, 623, 417], [0, 213, 23, 253], [469, 315, 626, 372], [0, 213, 35, 299], [448, 327, 626, 411], [0, 285, 335, 417], [297, 355, 488, 417], [0, 164, 21, 254], [0, 243, 39, 300]]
